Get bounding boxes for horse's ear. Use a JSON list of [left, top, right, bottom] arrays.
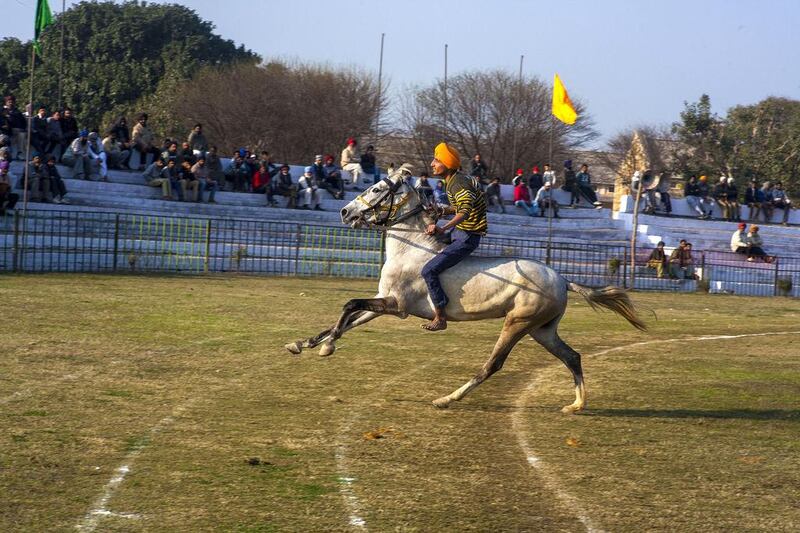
[[388, 163, 415, 182]]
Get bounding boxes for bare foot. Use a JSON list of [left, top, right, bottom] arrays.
[[421, 319, 447, 331]]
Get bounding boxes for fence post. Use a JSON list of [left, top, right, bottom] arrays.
[[773, 258, 780, 297], [12, 210, 20, 273], [700, 252, 706, 283], [622, 247, 628, 289], [204, 219, 211, 273], [112, 213, 120, 272], [294, 224, 301, 275]]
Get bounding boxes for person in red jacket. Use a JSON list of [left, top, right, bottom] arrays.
[[513, 175, 538, 216], [252, 163, 276, 205]]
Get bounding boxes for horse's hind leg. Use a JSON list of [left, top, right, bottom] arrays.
[[285, 311, 369, 354], [432, 317, 533, 408], [530, 321, 586, 414]]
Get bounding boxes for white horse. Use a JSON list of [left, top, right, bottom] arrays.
[[285, 165, 646, 412]]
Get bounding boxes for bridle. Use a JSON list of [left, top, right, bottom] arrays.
[[355, 176, 433, 231]]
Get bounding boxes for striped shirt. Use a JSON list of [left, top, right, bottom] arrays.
[[446, 172, 488, 234]]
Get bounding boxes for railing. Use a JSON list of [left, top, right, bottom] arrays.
[[1, 209, 798, 297]]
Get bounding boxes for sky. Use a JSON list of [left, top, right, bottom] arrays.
[[5, 0, 800, 146]]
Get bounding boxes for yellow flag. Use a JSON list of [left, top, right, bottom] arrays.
[[552, 73, 578, 125]]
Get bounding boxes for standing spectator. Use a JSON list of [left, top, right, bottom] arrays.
[[527, 166, 544, 198], [272, 164, 297, 208], [575, 163, 602, 208], [252, 163, 276, 205], [340, 138, 366, 189], [87, 132, 109, 181], [731, 222, 749, 255], [142, 159, 171, 200], [0, 164, 20, 215], [669, 241, 695, 279], [187, 123, 209, 155], [225, 155, 250, 192], [64, 130, 94, 180], [323, 154, 345, 198], [646, 241, 668, 278], [744, 179, 766, 222], [191, 157, 218, 204], [30, 107, 49, 156], [45, 155, 70, 204], [2, 96, 27, 161], [60, 107, 79, 151], [205, 145, 225, 186], [713, 176, 732, 220], [486, 177, 506, 213], [360, 144, 379, 183], [433, 180, 449, 205], [726, 177, 741, 221], [131, 113, 160, 169], [470, 153, 489, 188], [513, 175, 537, 216], [102, 131, 130, 169], [26, 154, 51, 202], [745, 225, 771, 262], [771, 182, 793, 225], [562, 160, 578, 207], [298, 166, 323, 210], [45, 110, 65, 158], [542, 163, 557, 187], [415, 171, 434, 202], [535, 181, 559, 218]]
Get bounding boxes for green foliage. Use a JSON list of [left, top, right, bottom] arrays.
[[1, 1, 258, 129], [776, 277, 792, 296]]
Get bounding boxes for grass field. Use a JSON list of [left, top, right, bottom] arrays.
[[1, 274, 799, 532]]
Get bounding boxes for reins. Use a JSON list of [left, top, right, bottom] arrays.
[[355, 176, 435, 233]]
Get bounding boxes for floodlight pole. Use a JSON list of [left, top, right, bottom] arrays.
[[58, 0, 65, 110], [443, 43, 448, 136], [373, 32, 385, 147], [510, 54, 523, 175]]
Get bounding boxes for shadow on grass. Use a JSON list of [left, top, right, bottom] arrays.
[[584, 408, 800, 421]]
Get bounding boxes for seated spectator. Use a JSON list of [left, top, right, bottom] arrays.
[[433, 179, 449, 205], [646, 241, 668, 278], [685, 175, 707, 219], [178, 160, 201, 202], [744, 179, 766, 222], [415, 171, 434, 202], [102, 131, 130, 169], [142, 158, 171, 200], [131, 113, 161, 169], [470, 153, 489, 189], [109, 116, 131, 152], [535, 182, 559, 218], [63, 130, 95, 180], [486, 176, 506, 214], [322, 154, 345, 198], [669, 241, 696, 279], [726, 177, 741, 221], [340, 138, 366, 189], [179, 141, 196, 166], [760, 181, 775, 221], [272, 164, 297, 209], [771, 182, 793, 225], [575, 163, 602, 208], [205, 145, 225, 185], [527, 166, 543, 198], [0, 164, 19, 215], [713, 176, 732, 221], [696, 175, 715, 219], [731, 222, 749, 255], [30, 106, 49, 156], [513, 175, 538, 216], [252, 163, 276, 206], [45, 110, 65, 158], [3, 95, 28, 161], [60, 107, 79, 153], [745, 225, 771, 262], [542, 163, 557, 187], [360, 144, 379, 182], [26, 154, 52, 202], [225, 155, 250, 192], [162, 159, 186, 201], [191, 157, 218, 204], [162, 141, 180, 163], [87, 132, 109, 181], [187, 123, 208, 155], [45, 154, 70, 204], [298, 165, 323, 210], [654, 173, 672, 214]]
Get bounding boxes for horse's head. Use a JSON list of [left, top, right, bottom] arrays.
[[341, 163, 431, 229]]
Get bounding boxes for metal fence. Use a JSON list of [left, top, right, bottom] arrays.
[[1, 209, 798, 297]]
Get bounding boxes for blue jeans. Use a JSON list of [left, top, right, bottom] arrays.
[[515, 200, 539, 216], [421, 229, 482, 309], [202, 180, 219, 202]]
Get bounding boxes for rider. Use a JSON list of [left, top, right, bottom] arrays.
[[421, 142, 488, 331]]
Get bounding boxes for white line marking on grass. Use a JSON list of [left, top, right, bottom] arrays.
[[512, 330, 800, 533], [75, 403, 191, 532]]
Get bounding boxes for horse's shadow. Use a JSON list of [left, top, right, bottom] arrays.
[[582, 408, 800, 421]]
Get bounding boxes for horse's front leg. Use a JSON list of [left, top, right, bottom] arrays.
[[285, 311, 367, 355]]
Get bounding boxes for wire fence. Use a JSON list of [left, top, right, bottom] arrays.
[[0, 209, 798, 297]]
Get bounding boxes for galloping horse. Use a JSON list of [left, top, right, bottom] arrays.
[[285, 165, 646, 412]]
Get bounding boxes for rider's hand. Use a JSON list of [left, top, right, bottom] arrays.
[[426, 224, 441, 235]]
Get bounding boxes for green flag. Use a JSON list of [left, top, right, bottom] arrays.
[[34, 0, 53, 53]]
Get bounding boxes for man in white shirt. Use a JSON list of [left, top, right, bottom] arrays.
[[340, 137, 366, 190]]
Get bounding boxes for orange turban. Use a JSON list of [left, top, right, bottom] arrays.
[[434, 142, 460, 170]]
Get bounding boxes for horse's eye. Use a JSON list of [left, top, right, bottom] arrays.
[[372, 188, 380, 193]]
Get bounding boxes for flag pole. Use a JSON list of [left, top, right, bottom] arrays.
[[373, 32, 385, 147], [510, 54, 523, 176], [22, 46, 36, 218], [443, 43, 448, 136], [546, 114, 554, 266], [57, 0, 65, 110]]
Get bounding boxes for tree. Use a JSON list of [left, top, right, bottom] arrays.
[[0, 38, 29, 98], [0, 1, 258, 128], [397, 70, 598, 180]]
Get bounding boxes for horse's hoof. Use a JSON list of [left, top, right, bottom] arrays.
[[319, 343, 335, 357], [285, 341, 302, 355], [432, 397, 451, 409], [561, 404, 583, 414]]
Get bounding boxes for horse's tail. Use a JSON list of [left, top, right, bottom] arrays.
[[567, 282, 648, 331]]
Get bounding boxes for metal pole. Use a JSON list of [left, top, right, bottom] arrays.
[[58, 0, 66, 110], [546, 116, 554, 265], [510, 54, 523, 175], [112, 213, 120, 271], [443, 43, 448, 136], [373, 33, 385, 146], [22, 46, 36, 216]]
